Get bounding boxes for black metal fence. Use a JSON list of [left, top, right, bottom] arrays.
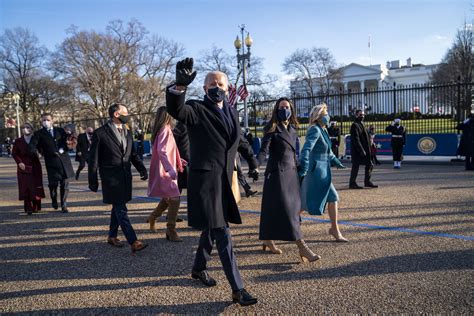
[[248, 81, 473, 137]]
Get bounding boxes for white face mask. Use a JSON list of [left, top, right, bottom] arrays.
[[42, 120, 52, 129]]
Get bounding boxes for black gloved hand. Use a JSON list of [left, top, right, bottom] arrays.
[[176, 57, 197, 86], [140, 171, 148, 181], [248, 169, 259, 182]]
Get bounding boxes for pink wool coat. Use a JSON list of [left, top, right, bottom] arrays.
[[148, 125, 183, 198]]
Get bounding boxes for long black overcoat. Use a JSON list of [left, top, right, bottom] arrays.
[[75, 133, 90, 162], [88, 123, 147, 204], [257, 123, 302, 241], [173, 121, 190, 191], [457, 118, 474, 156], [29, 127, 75, 183], [350, 121, 372, 165], [166, 88, 241, 230]]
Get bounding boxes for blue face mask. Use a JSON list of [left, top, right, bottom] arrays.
[[321, 114, 330, 126], [277, 108, 292, 121], [207, 87, 226, 104]]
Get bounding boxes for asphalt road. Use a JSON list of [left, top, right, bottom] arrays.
[[0, 157, 473, 314]]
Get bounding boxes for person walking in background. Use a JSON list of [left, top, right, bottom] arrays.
[[299, 104, 348, 243], [166, 58, 257, 306], [257, 97, 320, 262], [349, 110, 377, 189], [385, 118, 406, 169], [88, 103, 149, 254], [4, 137, 12, 157], [327, 121, 341, 159], [12, 122, 45, 215], [236, 132, 259, 198], [134, 128, 145, 161], [172, 120, 189, 222], [368, 125, 381, 165], [29, 113, 75, 212], [75, 127, 94, 180], [457, 113, 474, 171], [146, 106, 185, 242]]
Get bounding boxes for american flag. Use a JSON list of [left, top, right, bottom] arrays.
[[237, 84, 249, 101], [228, 83, 238, 107]]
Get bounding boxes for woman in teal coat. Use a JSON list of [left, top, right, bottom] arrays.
[[298, 103, 348, 242]]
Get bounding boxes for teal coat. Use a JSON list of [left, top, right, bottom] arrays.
[[299, 125, 343, 215]]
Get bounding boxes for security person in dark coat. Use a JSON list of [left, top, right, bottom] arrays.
[[29, 113, 75, 212], [385, 118, 406, 169], [166, 58, 257, 306], [173, 121, 190, 193], [457, 114, 474, 170], [88, 103, 149, 254], [349, 110, 377, 189], [236, 132, 259, 197], [327, 121, 341, 158], [75, 127, 94, 180]]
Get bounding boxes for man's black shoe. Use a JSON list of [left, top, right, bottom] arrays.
[[52, 200, 58, 210], [245, 189, 257, 198], [349, 183, 363, 189], [364, 182, 378, 188], [60, 207, 69, 213], [75, 172, 80, 180], [191, 270, 217, 287], [232, 288, 257, 306]]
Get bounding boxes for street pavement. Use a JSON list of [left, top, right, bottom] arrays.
[[0, 157, 473, 314]]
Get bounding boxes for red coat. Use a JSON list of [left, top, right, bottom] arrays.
[[12, 137, 45, 201]]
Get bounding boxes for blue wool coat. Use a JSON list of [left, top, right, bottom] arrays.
[[299, 125, 343, 215]]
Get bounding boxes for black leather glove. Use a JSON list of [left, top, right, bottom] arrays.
[[176, 57, 197, 86], [140, 171, 148, 181], [248, 169, 259, 182]]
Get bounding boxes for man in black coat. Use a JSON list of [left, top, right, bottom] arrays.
[[29, 113, 75, 212], [349, 110, 377, 189], [236, 132, 259, 197], [88, 103, 149, 253], [327, 121, 341, 158], [166, 58, 257, 306], [75, 127, 94, 180], [385, 119, 406, 169], [457, 114, 474, 170]]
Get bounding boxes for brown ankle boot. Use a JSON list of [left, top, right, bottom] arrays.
[[165, 198, 182, 242], [296, 239, 320, 263], [146, 214, 157, 232]]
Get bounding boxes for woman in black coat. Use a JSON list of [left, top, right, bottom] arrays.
[[257, 97, 320, 263], [457, 114, 474, 170]]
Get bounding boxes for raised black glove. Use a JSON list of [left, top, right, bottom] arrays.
[[176, 57, 197, 86], [248, 169, 259, 182]]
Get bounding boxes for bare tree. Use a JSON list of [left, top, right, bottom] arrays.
[[283, 47, 342, 99], [0, 27, 48, 113]]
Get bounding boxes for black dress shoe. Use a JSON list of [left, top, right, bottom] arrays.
[[232, 288, 257, 306], [364, 182, 378, 188], [191, 270, 217, 287], [349, 183, 364, 189], [60, 207, 69, 213], [52, 200, 58, 210], [245, 189, 257, 198]]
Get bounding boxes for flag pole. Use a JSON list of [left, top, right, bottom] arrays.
[[368, 34, 372, 66]]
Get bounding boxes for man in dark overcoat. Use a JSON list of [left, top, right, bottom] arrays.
[[327, 121, 341, 158], [166, 58, 257, 306], [385, 118, 406, 169], [236, 132, 259, 197], [88, 103, 149, 253], [457, 113, 474, 170], [75, 127, 94, 180], [349, 110, 377, 189], [29, 113, 75, 212]]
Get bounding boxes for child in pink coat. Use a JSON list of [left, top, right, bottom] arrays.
[[147, 107, 185, 241]]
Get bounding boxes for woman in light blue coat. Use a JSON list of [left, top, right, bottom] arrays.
[[298, 103, 348, 242]]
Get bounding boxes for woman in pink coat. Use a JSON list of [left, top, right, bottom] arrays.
[[147, 107, 185, 242]]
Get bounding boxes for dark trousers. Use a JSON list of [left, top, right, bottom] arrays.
[[236, 162, 251, 192], [49, 178, 69, 207], [76, 158, 87, 176], [109, 203, 137, 245], [24, 199, 41, 213], [350, 162, 372, 185], [392, 144, 404, 161], [193, 227, 243, 292], [466, 156, 474, 170]]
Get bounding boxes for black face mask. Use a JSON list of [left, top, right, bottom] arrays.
[[118, 115, 130, 124], [356, 116, 364, 122], [207, 87, 226, 104]]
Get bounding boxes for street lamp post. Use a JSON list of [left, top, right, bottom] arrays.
[[234, 24, 253, 129], [12, 93, 21, 138]]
